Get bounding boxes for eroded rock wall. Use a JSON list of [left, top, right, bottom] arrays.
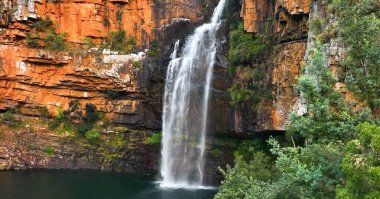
[[229, 0, 311, 133], [1, 0, 207, 45], [0, 0, 234, 179], [0, 0, 217, 129]]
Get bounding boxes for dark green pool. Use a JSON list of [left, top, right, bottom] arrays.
[[0, 170, 217, 199]]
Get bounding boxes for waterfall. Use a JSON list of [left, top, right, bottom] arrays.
[[160, 0, 227, 188]]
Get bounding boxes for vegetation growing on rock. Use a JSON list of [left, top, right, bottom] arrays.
[[216, 1, 380, 197], [106, 29, 136, 53], [144, 132, 161, 145], [26, 17, 67, 51]]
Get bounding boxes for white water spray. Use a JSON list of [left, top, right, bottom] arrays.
[[160, 0, 227, 188]]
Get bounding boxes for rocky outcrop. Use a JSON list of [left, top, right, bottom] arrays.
[[271, 41, 306, 130], [241, 0, 309, 35], [0, 0, 219, 130], [0, 0, 234, 181], [0, 116, 235, 185], [240, 0, 274, 33], [0, 120, 162, 174], [231, 0, 356, 134], [0, 45, 164, 129], [1, 0, 208, 45], [229, 0, 311, 133]]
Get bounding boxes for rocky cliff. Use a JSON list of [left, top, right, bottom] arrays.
[[0, 0, 318, 134], [229, 0, 351, 134], [0, 0, 349, 179], [0, 0, 235, 181], [0, 0, 219, 129], [221, 0, 310, 134]]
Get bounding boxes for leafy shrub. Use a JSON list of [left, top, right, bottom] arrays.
[[55, 108, 65, 120], [228, 23, 267, 66], [228, 83, 255, 106], [1, 110, 23, 128], [44, 29, 67, 51], [331, 0, 380, 114], [63, 100, 82, 118], [48, 102, 100, 136], [146, 40, 160, 57], [145, 133, 161, 145], [49, 108, 65, 130], [63, 122, 75, 132], [85, 129, 102, 145], [48, 120, 60, 130], [83, 103, 99, 124], [337, 123, 380, 198], [26, 36, 39, 48], [216, 151, 277, 199], [106, 91, 121, 99], [43, 146, 55, 157], [108, 29, 136, 53], [286, 42, 359, 143], [109, 134, 126, 149], [76, 123, 92, 136], [216, 139, 345, 199], [3, 111, 15, 123], [33, 17, 53, 32], [131, 60, 142, 69]]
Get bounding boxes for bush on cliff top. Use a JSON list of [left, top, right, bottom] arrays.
[[107, 29, 136, 53]]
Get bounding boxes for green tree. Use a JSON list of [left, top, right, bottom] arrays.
[[336, 122, 380, 199], [216, 151, 278, 199], [83, 103, 99, 124], [331, 0, 380, 115], [44, 29, 67, 51], [108, 29, 136, 53], [228, 23, 267, 67], [286, 42, 359, 143], [216, 139, 345, 199]]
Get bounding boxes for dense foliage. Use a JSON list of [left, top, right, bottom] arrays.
[[216, 1, 380, 197], [228, 23, 267, 66], [337, 123, 380, 198], [331, 0, 380, 115], [26, 17, 67, 51], [107, 29, 136, 53], [48, 100, 101, 138], [225, 0, 272, 109], [44, 29, 67, 51]]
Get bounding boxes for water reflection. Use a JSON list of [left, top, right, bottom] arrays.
[[0, 170, 217, 199]]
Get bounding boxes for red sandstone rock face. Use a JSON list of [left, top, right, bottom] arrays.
[[271, 41, 306, 130], [275, 0, 310, 15], [240, 0, 274, 33], [0, 45, 149, 126], [235, 0, 355, 132], [0, 0, 212, 129], [0, 0, 350, 134], [1, 0, 205, 45], [230, 0, 311, 132], [241, 0, 310, 33]]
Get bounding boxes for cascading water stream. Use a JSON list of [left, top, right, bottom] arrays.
[[160, 0, 226, 189]]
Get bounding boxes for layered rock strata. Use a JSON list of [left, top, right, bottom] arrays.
[[0, 0, 217, 129]]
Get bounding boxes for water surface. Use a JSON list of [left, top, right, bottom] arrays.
[[0, 170, 217, 199]]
